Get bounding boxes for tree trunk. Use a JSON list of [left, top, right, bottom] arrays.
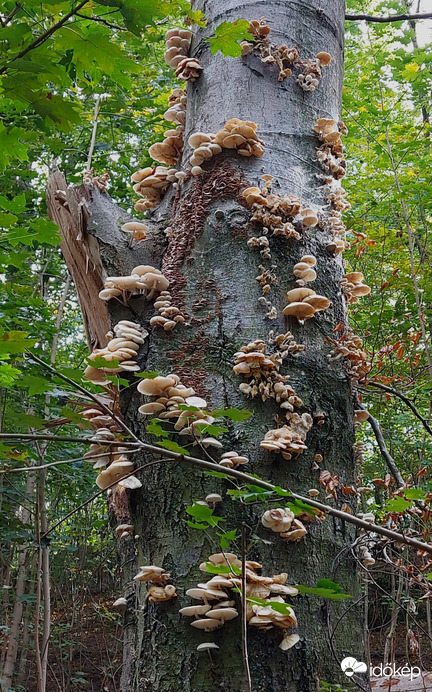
[[47, 0, 367, 689]]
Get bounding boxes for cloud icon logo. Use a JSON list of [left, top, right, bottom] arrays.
[[341, 657, 368, 677]]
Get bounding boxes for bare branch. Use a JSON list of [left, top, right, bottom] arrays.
[[357, 404, 405, 487], [367, 381, 432, 437], [345, 11, 432, 22], [0, 432, 141, 447], [0, 3, 22, 27], [75, 11, 125, 31]]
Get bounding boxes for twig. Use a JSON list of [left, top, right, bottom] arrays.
[[86, 95, 101, 171], [4, 428, 432, 553], [75, 11, 125, 30], [0, 3, 22, 27], [357, 403, 405, 487], [367, 382, 432, 437], [26, 352, 140, 443], [0, 432, 140, 447], [241, 523, 252, 692], [345, 12, 432, 22], [0, 449, 135, 474], [0, 0, 89, 73]]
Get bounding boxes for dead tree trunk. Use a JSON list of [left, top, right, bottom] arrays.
[[48, 0, 366, 689]]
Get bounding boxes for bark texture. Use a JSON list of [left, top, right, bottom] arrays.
[[47, 0, 367, 689]]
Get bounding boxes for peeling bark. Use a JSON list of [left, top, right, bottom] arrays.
[[47, 0, 367, 689]]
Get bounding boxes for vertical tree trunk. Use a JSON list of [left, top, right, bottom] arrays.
[[48, 0, 366, 689]]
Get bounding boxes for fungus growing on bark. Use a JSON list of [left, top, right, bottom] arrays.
[[261, 507, 295, 533], [340, 271, 371, 304], [283, 284, 330, 322], [121, 221, 149, 241], [116, 523, 135, 540], [314, 118, 347, 180], [233, 334, 305, 419], [260, 414, 313, 460], [187, 119, 264, 173], [112, 597, 127, 613], [99, 266, 170, 306], [151, 290, 186, 331], [296, 52, 331, 92], [293, 255, 317, 284], [197, 642, 219, 653], [133, 565, 170, 583], [219, 450, 249, 468], [96, 460, 135, 489], [148, 584, 177, 602], [280, 518, 308, 542], [132, 166, 178, 211], [164, 28, 202, 81], [326, 329, 371, 384], [84, 320, 147, 384], [354, 409, 369, 423]]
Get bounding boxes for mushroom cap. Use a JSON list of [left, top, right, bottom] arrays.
[[179, 605, 212, 617], [185, 395, 207, 408], [302, 215, 318, 228], [286, 287, 316, 303], [208, 552, 238, 565], [303, 294, 331, 311], [280, 633, 300, 651], [282, 302, 316, 320], [188, 132, 212, 148], [206, 607, 238, 621], [205, 493, 222, 504], [197, 643, 219, 652], [185, 588, 208, 600], [121, 222, 149, 234], [351, 284, 371, 297], [190, 618, 223, 631], [354, 409, 370, 422], [316, 51, 331, 65], [300, 255, 317, 266], [96, 461, 134, 489], [137, 375, 177, 395], [345, 271, 364, 284]]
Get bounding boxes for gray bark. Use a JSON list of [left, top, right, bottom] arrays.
[[47, 0, 367, 689]]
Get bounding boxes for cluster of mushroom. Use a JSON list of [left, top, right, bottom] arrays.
[[233, 335, 304, 413], [358, 545, 375, 568], [132, 166, 179, 211], [116, 523, 135, 540], [82, 415, 130, 477], [340, 271, 371, 304], [99, 265, 169, 305], [84, 320, 147, 384], [242, 178, 304, 240], [188, 119, 264, 176], [164, 28, 202, 82], [133, 565, 177, 603], [255, 264, 277, 297], [261, 507, 307, 542], [150, 290, 186, 331], [283, 286, 330, 322], [326, 183, 351, 212], [240, 17, 330, 93], [326, 330, 371, 384], [240, 19, 299, 82], [95, 450, 140, 491], [296, 52, 332, 91], [314, 118, 347, 180], [260, 413, 313, 460], [82, 168, 110, 192], [148, 89, 187, 167], [181, 552, 299, 650], [137, 374, 222, 449], [293, 254, 317, 285]]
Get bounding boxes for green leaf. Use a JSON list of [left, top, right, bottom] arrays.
[[93, 0, 160, 34], [185, 502, 224, 526], [0, 331, 36, 355], [29, 218, 61, 246], [246, 597, 295, 615], [218, 529, 237, 550], [211, 407, 253, 422], [403, 488, 426, 500], [385, 497, 413, 513], [146, 420, 169, 438], [201, 561, 241, 575], [156, 440, 189, 455], [295, 579, 351, 600], [135, 371, 159, 379], [188, 8, 206, 27], [207, 19, 251, 57], [195, 423, 228, 437], [16, 374, 53, 396]]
